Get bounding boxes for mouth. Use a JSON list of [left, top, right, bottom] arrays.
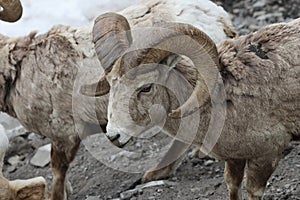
[[105, 125, 162, 148], [105, 131, 132, 147]]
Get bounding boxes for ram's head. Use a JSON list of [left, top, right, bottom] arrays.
[[0, 0, 23, 22], [81, 13, 221, 146]]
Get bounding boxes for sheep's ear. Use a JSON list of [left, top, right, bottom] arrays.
[[9, 177, 47, 200], [80, 12, 132, 97]]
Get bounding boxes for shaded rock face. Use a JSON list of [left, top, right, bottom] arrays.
[[0, 113, 21, 131]]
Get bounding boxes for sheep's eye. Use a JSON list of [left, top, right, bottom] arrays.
[[140, 84, 153, 93]]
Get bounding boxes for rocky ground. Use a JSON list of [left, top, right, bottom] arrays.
[[2, 0, 300, 199]]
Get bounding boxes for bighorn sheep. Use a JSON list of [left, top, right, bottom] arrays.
[[0, 124, 47, 200], [0, 0, 235, 199], [81, 12, 300, 200]]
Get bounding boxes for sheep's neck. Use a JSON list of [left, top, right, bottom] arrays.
[[163, 98, 212, 146]]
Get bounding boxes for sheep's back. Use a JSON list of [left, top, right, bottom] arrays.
[[219, 18, 300, 135]]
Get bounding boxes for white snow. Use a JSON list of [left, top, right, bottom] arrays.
[[0, 0, 141, 37]]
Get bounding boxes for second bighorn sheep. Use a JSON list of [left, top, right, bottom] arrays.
[[81, 12, 300, 200], [0, 0, 236, 199]]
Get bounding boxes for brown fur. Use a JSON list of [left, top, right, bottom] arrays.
[[103, 18, 300, 200], [0, 26, 109, 200]]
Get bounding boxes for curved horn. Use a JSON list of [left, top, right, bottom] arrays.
[[136, 23, 220, 118], [169, 24, 220, 118], [80, 12, 132, 96], [0, 0, 23, 22], [79, 76, 111, 96]]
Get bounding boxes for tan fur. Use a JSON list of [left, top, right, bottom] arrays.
[[0, 26, 109, 200], [103, 18, 300, 200], [81, 0, 237, 183]]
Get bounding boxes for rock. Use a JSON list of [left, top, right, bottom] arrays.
[[120, 180, 176, 199], [30, 144, 51, 167], [28, 133, 49, 149], [253, 11, 267, 18], [7, 126, 28, 140], [8, 155, 20, 166], [7, 165, 17, 173], [0, 113, 20, 130], [85, 196, 100, 200], [0, 113, 28, 140], [204, 160, 214, 166], [253, 0, 266, 11]]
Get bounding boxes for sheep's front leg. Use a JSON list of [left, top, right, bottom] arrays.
[[142, 139, 190, 182], [224, 159, 246, 200], [246, 155, 280, 200], [50, 139, 80, 200]]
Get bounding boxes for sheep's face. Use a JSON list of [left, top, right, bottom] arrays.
[[105, 60, 176, 145], [104, 54, 200, 146]]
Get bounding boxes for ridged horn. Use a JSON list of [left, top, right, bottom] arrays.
[[135, 23, 220, 118], [80, 12, 132, 96], [167, 24, 219, 118], [0, 0, 23, 22]]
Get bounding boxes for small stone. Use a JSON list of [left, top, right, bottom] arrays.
[[156, 188, 163, 193], [0, 113, 21, 130], [204, 160, 214, 166], [253, 1, 266, 11], [30, 144, 51, 167], [7, 165, 16, 173], [6, 126, 27, 140], [276, 188, 282, 192], [85, 196, 100, 200], [191, 187, 201, 192], [8, 155, 20, 166], [27, 133, 43, 141], [120, 180, 175, 199], [120, 189, 138, 200], [253, 11, 267, 18]]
